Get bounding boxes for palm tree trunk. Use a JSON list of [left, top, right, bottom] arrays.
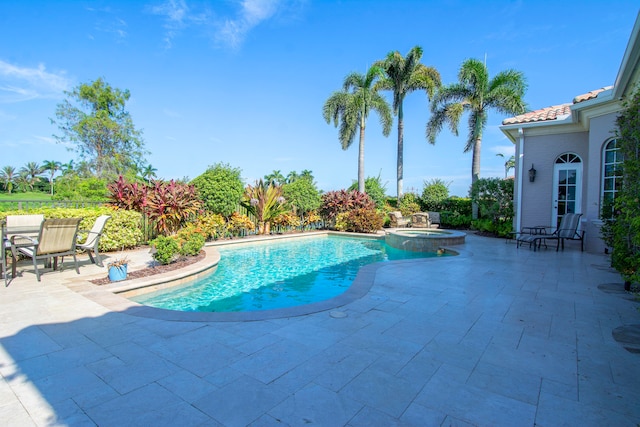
[[471, 136, 482, 219], [397, 104, 404, 199], [358, 120, 366, 193]]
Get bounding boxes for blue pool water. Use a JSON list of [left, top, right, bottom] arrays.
[[131, 235, 444, 312]]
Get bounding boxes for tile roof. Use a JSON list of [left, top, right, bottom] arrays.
[[502, 86, 613, 125]]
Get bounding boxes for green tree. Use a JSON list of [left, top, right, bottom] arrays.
[[0, 166, 16, 194], [323, 65, 392, 193], [283, 175, 322, 216], [191, 163, 244, 218], [42, 160, 61, 195], [15, 170, 30, 192], [20, 161, 42, 191], [375, 46, 441, 198], [427, 58, 527, 218], [61, 160, 75, 176], [421, 178, 450, 211], [51, 78, 146, 180]]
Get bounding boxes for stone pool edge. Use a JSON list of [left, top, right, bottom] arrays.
[[65, 231, 469, 322]]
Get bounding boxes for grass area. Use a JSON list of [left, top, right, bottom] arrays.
[[0, 192, 52, 201]]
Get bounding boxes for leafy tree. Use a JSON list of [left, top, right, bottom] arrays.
[[15, 170, 30, 192], [427, 59, 527, 218], [421, 178, 450, 211], [53, 175, 109, 200], [20, 161, 42, 191], [51, 77, 146, 180], [0, 166, 16, 194], [191, 163, 244, 218], [348, 173, 387, 209], [323, 65, 392, 193], [375, 46, 441, 198], [42, 160, 61, 195], [61, 160, 75, 176], [282, 175, 321, 217]]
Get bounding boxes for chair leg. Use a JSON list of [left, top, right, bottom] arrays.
[[94, 248, 103, 267], [73, 254, 80, 275], [33, 257, 41, 282]]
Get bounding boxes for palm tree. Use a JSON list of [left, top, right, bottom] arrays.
[[264, 170, 286, 186], [42, 160, 61, 195], [141, 164, 157, 184], [20, 161, 42, 192], [323, 65, 393, 193], [61, 160, 75, 175], [0, 166, 16, 194], [427, 58, 527, 218], [375, 46, 441, 198], [496, 153, 516, 178]]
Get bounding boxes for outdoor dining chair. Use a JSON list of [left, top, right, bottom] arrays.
[[11, 217, 82, 281], [77, 215, 111, 267]]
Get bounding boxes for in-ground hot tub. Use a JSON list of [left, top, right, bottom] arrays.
[[385, 229, 466, 252]]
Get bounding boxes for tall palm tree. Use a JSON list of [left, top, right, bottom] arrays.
[[61, 160, 75, 175], [0, 165, 16, 194], [496, 153, 516, 178], [42, 160, 61, 195], [427, 58, 527, 218], [264, 170, 286, 186], [323, 65, 392, 193], [375, 46, 441, 198], [20, 162, 42, 192], [141, 164, 158, 184]]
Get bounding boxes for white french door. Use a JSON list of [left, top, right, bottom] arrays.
[[552, 154, 582, 229]]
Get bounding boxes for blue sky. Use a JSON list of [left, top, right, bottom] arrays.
[[0, 1, 637, 197]]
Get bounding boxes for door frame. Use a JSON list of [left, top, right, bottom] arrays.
[[551, 154, 583, 229]]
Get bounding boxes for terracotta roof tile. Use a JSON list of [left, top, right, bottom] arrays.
[[573, 86, 612, 103], [502, 86, 613, 125], [502, 104, 571, 125]]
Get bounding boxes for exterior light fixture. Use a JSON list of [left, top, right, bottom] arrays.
[[528, 164, 537, 182]]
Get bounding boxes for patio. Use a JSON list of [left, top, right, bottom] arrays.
[[0, 233, 638, 426]]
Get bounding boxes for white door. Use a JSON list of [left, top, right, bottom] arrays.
[[552, 153, 582, 229]]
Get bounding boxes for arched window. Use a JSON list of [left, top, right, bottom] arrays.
[[555, 153, 582, 164], [602, 138, 623, 218]]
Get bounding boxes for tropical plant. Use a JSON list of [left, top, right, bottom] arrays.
[[15, 170, 30, 192], [145, 180, 203, 236], [282, 174, 322, 217], [348, 173, 387, 209], [191, 212, 228, 240], [20, 161, 42, 191], [151, 235, 180, 265], [241, 179, 288, 235], [227, 212, 255, 237], [335, 208, 384, 233], [375, 46, 441, 198], [191, 163, 244, 218], [397, 192, 421, 217], [41, 160, 61, 195], [0, 166, 16, 194], [496, 153, 516, 178], [427, 58, 527, 218], [107, 175, 148, 211], [323, 65, 393, 193], [319, 190, 376, 227], [52, 77, 146, 179], [141, 164, 157, 184], [470, 177, 514, 236], [264, 170, 286, 186]]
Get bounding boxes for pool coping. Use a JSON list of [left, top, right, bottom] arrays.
[[65, 230, 469, 322]]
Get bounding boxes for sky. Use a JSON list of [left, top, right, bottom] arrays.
[[0, 1, 638, 197]]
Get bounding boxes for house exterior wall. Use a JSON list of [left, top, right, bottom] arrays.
[[518, 130, 589, 230]]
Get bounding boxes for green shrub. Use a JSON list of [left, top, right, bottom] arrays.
[[152, 235, 180, 265], [283, 176, 322, 214], [440, 211, 472, 229], [179, 233, 205, 256], [0, 207, 143, 251], [191, 212, 227, 240], [348, 175, 387, 209], [421, 179, 450, 211], [441, 197, 472, 216], [191, 163, 244, 218], [398, 193, 421, 217]]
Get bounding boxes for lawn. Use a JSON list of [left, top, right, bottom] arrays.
[[0, 192, 53, 212]]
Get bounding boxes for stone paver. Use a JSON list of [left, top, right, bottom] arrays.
[[0, 234, 639, 426]]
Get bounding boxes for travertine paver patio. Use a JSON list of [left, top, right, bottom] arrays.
[[0, 233, 639, 426]]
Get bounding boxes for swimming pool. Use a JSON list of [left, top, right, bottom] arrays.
[[131, 235, 445, 313]]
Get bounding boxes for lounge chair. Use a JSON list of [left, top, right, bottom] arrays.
[[11, 218, 82, 281], [77, 215, 111, 267], [517, 213, 584, 252], [389, 211, 411, 228], [427, 212, 441, 229], [411, 212, 430, 228]]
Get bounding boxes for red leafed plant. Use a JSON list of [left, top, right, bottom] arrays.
[[318, 190, 375, 223], [107, 175, 148, 211], [146, 180, 203, 236]]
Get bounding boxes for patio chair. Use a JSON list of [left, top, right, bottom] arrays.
[[77, 215, 111, 267], [411, 212, 430, 228], [11, 218, 82, 281], [427, 212, 441, 229], [517, 213, 584, 252], [3, 215, 44, 285], [1, 220, 9, 286], [389, 211, 411, 228]]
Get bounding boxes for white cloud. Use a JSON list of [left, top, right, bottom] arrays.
[[216, 0, 280, 49], [150, 0, 197, 48], [0, 60, 71, 103]]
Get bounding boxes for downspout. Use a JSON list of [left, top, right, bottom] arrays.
[[516, 127, 525, 232]]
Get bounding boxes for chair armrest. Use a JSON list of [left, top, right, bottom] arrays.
[[10, 234, 38, 247]]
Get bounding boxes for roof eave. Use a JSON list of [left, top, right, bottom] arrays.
[[613, 11, 640, 99]]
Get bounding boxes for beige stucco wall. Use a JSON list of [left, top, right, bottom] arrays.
[[517, 130, 589, 230]]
